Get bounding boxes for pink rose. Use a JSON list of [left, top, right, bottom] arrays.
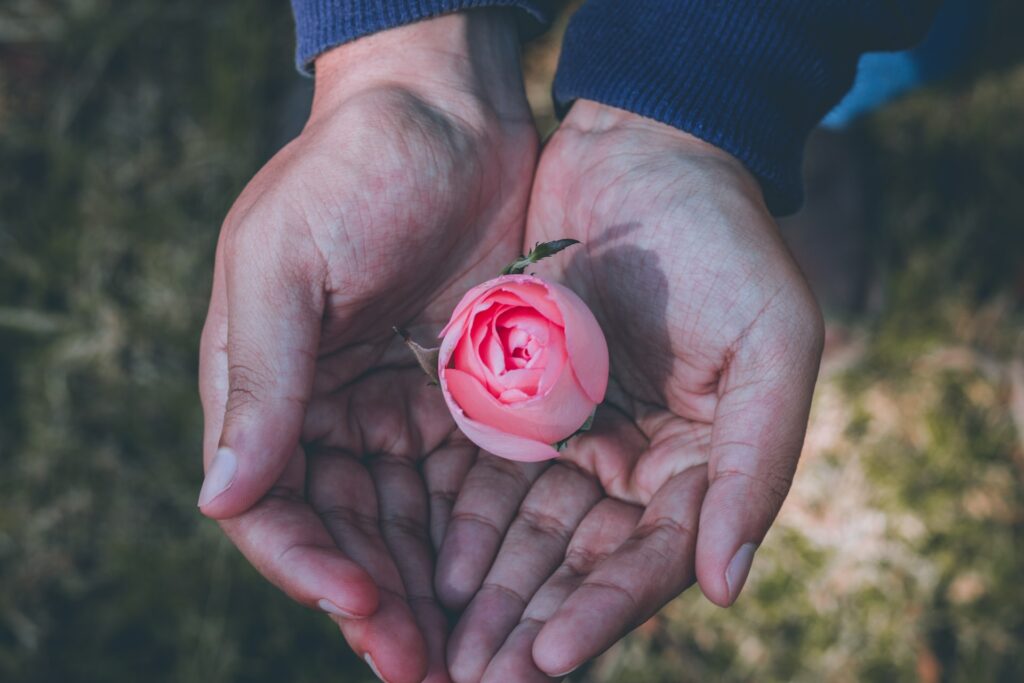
[[438, 274, 609, 462]]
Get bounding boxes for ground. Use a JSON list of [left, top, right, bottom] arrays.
[[1, 2, 1021, 681]]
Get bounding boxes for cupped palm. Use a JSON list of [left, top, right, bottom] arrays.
[[199, 86, 537, 683], [440, 101, 823, 682]]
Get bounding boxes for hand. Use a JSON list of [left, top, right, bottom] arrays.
[[197, 12, 537, 683], [438, 100, 825, 681]]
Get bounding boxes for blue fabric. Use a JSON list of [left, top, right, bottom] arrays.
[[554, 1, 940, 215], [290, 0, 553, 74], [290, 0, 940, 215]]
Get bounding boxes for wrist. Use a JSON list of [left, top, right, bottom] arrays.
[[311, 10, 528, 125], [562, 99, 762, 198], [563, 100, 736, 163]]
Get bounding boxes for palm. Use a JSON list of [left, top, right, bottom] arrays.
[[440, 103, 823, 682], [527, 120, 781, 505], [200, 87, 536, 683]]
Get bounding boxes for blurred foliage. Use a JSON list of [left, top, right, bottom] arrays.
[[1, 1, 1022, 682], [0, 1, 374, 681], [580, 2, 1024, 681]]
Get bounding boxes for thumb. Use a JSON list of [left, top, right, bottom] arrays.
[[695, 294, 823, 607], [198, 224, 326, 519]]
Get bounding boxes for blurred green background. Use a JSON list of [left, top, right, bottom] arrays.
[[1, 1, 1021, 682]]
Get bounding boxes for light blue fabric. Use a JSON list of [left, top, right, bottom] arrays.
[[822, 0, 984, 130], [822, 53, 921, 129]]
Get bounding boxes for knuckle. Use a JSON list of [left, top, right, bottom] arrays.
[[481, 582, 529, 607], [274, 540, 309, 567], [516, 507, 573, 545], [476, 456, 538, 491], [564, 546, 607, 576], [380, 512, 430, 544], [225, 360, 271, 415], [429, 489, 458, 507], [629, 519, 693, 569], [714, 464, 793, 515], [582, 577, 641, 614], [317, 504, 376, 533], [636, 516, 696, 545], [448, 510, 504, 539]]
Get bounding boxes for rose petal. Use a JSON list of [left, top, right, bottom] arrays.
[[506, 327, 530, 349], [497, 307, 552, 373], [437, 274, 607, 464], [523, 339, 540, 363], [454, 329, 488, 384], [453, 303, 508, 397], [440, 279, 504, 339], [494, 277, 564, 326], [543, 280, 609, 404], [440, 275, 565, 340], [450, 415, 560, 462], [480, 325, 506, 375], [497, 368, 544, 395], [444, 368, 594, 445], [496, 307, 552, 345], [499, 388, 531, 402], [439, 370, 560, 463], [535, 319, 567, 395]]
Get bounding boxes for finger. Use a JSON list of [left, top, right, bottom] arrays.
[[200, 258, 379, 642], [199, 248, 228, 467], [217, 449, 379, 619], [422, 436, 478, 551], [331, 593, 428, 683], [478, 621, 552, 683], [370, 454, 452, 683], [532, 467, 707, 677], [435, 454, 548, 610], [307, 450, 429, 683], [448, 464, 601, 683], [482, 500, 643, 683], [199, 223, 326, 519], [696, 307, 823, 606]]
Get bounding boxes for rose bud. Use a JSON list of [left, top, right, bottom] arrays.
[[437, 274, 609, 462]]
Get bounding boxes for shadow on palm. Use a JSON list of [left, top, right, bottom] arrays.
[[441, 221, 718, 683]]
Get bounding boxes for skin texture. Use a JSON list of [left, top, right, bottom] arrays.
[[439, 100, 825, 682], [197, 11, 537, 683], [198, 12, 824, 681]]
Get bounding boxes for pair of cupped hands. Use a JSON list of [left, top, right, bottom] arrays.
[[197, 11, 824, 683]]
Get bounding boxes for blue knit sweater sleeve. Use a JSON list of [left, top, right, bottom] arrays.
[[554, 1, 940, 215], [290, 1, 554, 73]]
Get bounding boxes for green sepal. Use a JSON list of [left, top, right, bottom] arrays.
[[501, 239, 581, 276], [553, 410, 596, 452], [393, 327, 440, 385]]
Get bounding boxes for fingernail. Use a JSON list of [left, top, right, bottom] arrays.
[[550, 664, 580, 678], [197, 447, 237, 507], [317, 598, 361, 619], [364, 653, 387, 682], [725, 542, 758, 604]]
